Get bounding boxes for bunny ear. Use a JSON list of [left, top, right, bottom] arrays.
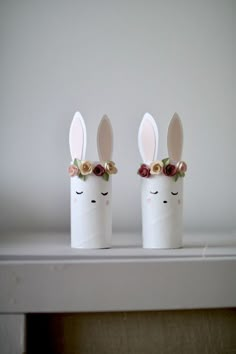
[[97, 115, 113, 161], [69, 111, 87, 160], [167, 112, 183, 162], [138, 113, 158, 163]]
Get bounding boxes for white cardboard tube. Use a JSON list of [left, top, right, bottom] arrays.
[[141, 175, 183, 249], [70, 173, 112, 249]]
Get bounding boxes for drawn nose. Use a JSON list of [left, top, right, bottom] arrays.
[[91, 200, 96, 203], [163, 200, 168, 204]]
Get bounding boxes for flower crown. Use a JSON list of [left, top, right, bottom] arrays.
[[138, 158, 187, 182], [68, 159, 117, 181]]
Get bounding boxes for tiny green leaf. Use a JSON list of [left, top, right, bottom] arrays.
[[162, 157, 170, 166], [79, 174, 86, 181], [179, 171, 185, 177], [103, 172, 109, 181], [74, 159, 79, 167], [174, 173, 179, 182]]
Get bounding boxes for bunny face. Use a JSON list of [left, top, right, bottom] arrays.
[[71, 172, 111, 208], [142, 174, 183, 208], [141, 175, 183, 248], [71, 174, 112, 248], [69, 112, 114, 249], [138, 112, 185, 249]]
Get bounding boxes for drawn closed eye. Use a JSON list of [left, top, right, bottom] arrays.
[[101, 192, 108, 196], [76, 191, 83, 195], [150, 191, 158, 194], [171, 192, 178, 195]]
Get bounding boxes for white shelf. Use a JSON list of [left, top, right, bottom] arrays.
[[0, 232, 235, 313]]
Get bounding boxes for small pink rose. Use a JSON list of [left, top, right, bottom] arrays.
[[176, 161, 187, 173], [105, 161, 118, 174], [68, 164, 79, 177], [138, 164, 151, 178], [163, 164, 177, 177], [93, 164, 105, 176]]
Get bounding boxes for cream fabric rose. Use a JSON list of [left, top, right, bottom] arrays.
[[150, 161, 163, 175], [105, 161, 118, 175], [80, 161, 93, 175], [176, 161, 187, 173], [68, 164, 79, 177]]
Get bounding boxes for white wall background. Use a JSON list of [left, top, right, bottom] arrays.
[[0, 0, 235, 233]]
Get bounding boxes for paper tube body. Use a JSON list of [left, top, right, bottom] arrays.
[[71, 174, 112, 248], [141, 175, 183, 249]]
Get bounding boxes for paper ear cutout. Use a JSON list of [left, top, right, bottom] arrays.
[[97, 115, 113, 161], [167, 112, 183, 162], [138, 113, 159, 163], [69, 112, 87, 160]]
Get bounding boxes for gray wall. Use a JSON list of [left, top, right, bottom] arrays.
[[0, 0, 235, 233]]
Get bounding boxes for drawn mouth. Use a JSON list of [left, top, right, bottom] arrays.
[[91, 200, 96, 203], [163, 200, 168, 204]]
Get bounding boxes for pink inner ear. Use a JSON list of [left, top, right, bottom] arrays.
[[141, 120, 156, 162], [167, 114, 183, 162], [97, 116, 113, 161], [69, 116, 84, 160]]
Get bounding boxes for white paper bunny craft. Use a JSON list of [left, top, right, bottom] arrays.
[[138, 112, 187, 249], [69, 112, 117, 249]]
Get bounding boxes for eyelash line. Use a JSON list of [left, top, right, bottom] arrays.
[[76, 191, 83, 195], [101, 192, 108, 196], [150, 191, 158, 194]]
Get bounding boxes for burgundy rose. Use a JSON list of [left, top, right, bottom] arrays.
[[138, 164, 151, 178], [163, 164, 177, 177], [93, 164, 105, 176]]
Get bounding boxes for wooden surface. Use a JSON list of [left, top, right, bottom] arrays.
[[26, 309, 236, 354], [1, 232, 236, 260], [0, 232, 236, 312], [0, 314, 25, 354]]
